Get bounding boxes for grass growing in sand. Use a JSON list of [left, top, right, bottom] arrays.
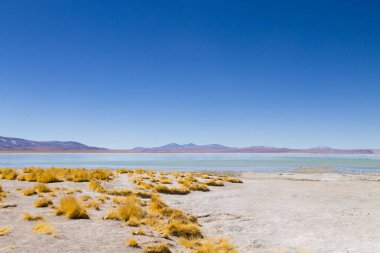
[[131, 228, 145, 235], [56, 196, 89, 219], [0, 169, 18, 180], [166, 219, 202, 239], [144, 243, 171, 253], [17, 168, 114, 183], [193, 238, 238, 253], [155, 185, 190, 195], [33, 222, 56, 236], [1, 167, 244, 252], [23, 213, 45, 221], [104, 194, 144, 223], [126, 237, 139, 247], [0, 183, 6, 202], [0, 225, 11, 236], [34, 198, 53, 208]]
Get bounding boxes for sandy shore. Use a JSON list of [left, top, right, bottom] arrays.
[[164, 172, 380, 253], [1, 171, 380, 253]]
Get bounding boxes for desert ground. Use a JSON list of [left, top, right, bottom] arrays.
[[164, 172, 380, 253], [1, 168, 380, 253]]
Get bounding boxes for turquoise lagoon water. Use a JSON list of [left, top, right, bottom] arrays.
[[1, 153, 380, 173]]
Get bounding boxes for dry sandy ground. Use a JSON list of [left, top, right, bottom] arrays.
[[164, 172, 380, 253], [1, 172, 380, 253]]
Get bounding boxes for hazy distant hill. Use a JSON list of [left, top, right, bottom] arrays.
[[0, 137, 375, 154], [131, 143, 229, 152], [0, 136, 106, 151], [130, 143, 374, 154]]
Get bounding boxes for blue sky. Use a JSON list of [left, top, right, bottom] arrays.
[[1, 0, 379, 149]]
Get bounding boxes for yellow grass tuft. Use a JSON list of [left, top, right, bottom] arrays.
[[0, 184, 6, 202], [22, 187, 37, 196], [0, 225, 11, 236], [166, 219, 202, 239], [193, 238, 237, 253], [37, 170, 61, 183], [23, 213, 45, 221], [131, 228, 145, 235], [159, 177, 172, 184], [84, 199, 101, 210], [34, 198, 53, 208], [127, 216, 140, 226], [126, 237, 139, 247], [34, 183, 51, 193], [117, 195, 144, 222], [221, 177, 243, 183], [104, 209, 119, 220], [135, 190, 152, 199], [205, 179, 224, 187], [116, 168, 127, 174], [56, 196, 89, 219], [149, 194, 168, 214], [0, 169, 18, 180], [89, 180, 132, 196], [17, 168, 113, 183], [188, 183, 210, 192], [81, 195, 91, 201], [32, 222, 56, 236], [155, 185, 190, 195], [178, 237, 201, 249], [144, 243, 171, 253]]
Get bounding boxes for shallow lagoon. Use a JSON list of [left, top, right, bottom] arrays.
[[1, 153, 380, 173]]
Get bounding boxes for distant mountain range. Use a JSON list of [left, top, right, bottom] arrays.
[[0, 136, 378, 154], [0, 136, 105, 151], [130, 143, 377, 154]]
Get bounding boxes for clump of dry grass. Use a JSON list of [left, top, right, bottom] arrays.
[[89, 180, 107, 193], [89, 180, 132, 196], [148, 194, 168, 214], [144, 243, 171, 253], [104, 209, 119, 220], [193, 238, 237, 253], [166, 219, 202, 239], [34, 183, 52, 193], [155, 185, 190, 195], [0, 225, 11, 236], [56, 196, 89, 219], [0, 169, 18, 180], [81, 195, 91, 201], [37, 170, 62, 183], [135, 190, 152, 199], [106, 195, 145, 223], [205, 179, 224, 187], [221, 177, 243, 183], [178, 237, 201, 249], [32, 222, 56, 236], [34, 198, 53, 208], [0, 184, 7, 202], [127, 216, 140, 226], [126, 237, 139, 247], [17, 167, 114, 183], [116, 168, 133, 174], [22, 187, 37, 196], [131, 228, 145, 235], [84, 199, 101, 210], [159, 177, 172, 184], [23, 213, 45, 221], [187, 183, 210, 192]]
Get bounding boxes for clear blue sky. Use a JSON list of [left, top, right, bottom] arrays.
[[1, 0, 379, 149]]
